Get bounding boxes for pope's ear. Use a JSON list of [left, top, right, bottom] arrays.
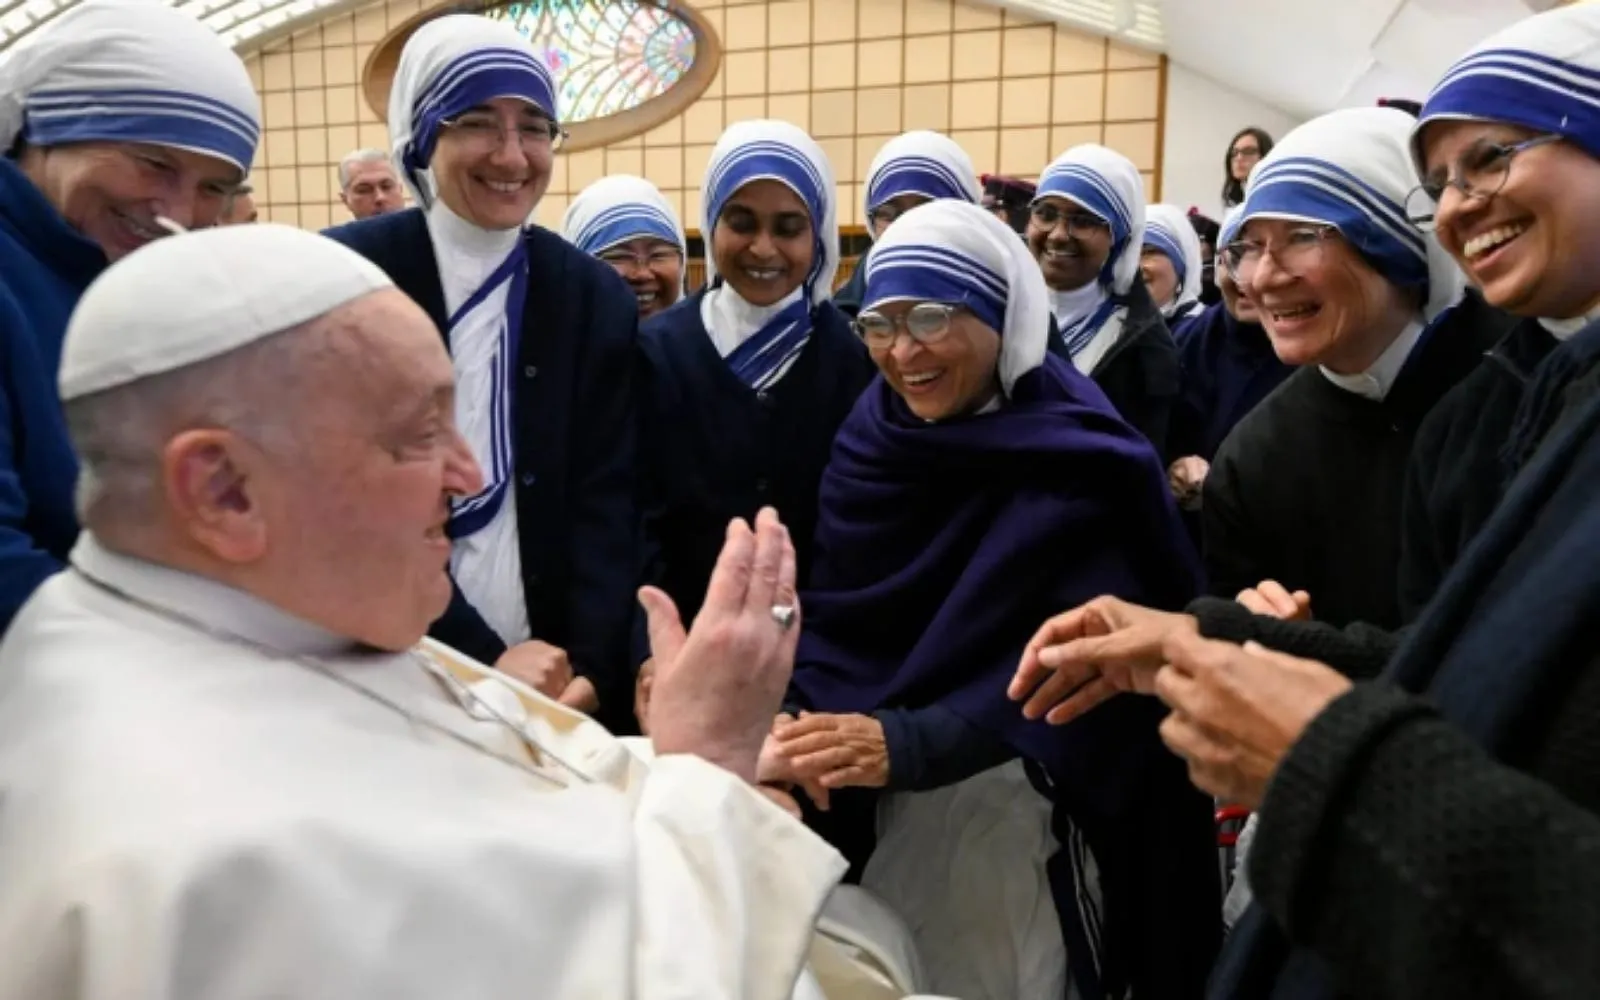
[[161, 429, 268, 563]]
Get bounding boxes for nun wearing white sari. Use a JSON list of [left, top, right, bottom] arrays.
[[561, 174, 686, 319], [325, 14, 642, 733], [0, 0, 259, 634], [1028, 145, 1180, 456], [779, 201, 1218, 1000], [1202, 107, 1516, 632], [833, 130, 981, 317], [635, 120, 874, 689], [1141, 203, 1206, 328]]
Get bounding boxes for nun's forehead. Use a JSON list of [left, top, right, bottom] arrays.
[[1033, 192, 1104, 220]]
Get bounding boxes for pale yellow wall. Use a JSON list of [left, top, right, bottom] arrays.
[[241, 0, 1163, 231]]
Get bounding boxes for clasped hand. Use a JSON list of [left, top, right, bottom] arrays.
[[1007, 595, 1351, 808]]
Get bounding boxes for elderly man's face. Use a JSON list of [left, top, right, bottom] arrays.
[[342, 160, 402, 219], [22, 140, 239, 260], [257, 291, 482, 649]]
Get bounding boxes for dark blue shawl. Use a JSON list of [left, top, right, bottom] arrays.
[[791, 353, 1220, 1000]]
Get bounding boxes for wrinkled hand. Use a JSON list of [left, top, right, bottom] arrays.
[[1236, 580, 1312, 621], [1009, 595, 1198, 725], [1154, 633, 1352, 808], [1168, 456, 1211, 509], [642, 508, 801, 785], [633, 658, 656, 735], [496, 640, 573, 698], [759, 713, 835, 811], [557, 675, 599, 714], [775, 712, 889, 800]]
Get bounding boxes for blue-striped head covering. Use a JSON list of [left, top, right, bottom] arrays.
[[862, 199, 1050, 396], [1413, 4, 1600, 172], [1219, 204, 1247, 247], [561, 174, 686, 295], [1032, 144, 1146, 295], [702, 119, 838, 305], [388, 15, 559, 208], [1143, 203, 1203, 311], [0, 0, 259, 174], [1240, 107, 1465, 321], [862, 130, 981, 238]]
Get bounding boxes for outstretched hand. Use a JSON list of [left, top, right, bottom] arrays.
[[1009, 595, 1198, 724]]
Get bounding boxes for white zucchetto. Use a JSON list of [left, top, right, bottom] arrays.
[[59, 224, 394, 401]]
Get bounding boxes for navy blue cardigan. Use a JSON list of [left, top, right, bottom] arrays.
[[636, 289, 874, 641], [325, 209, 642, 731], [0, 157, 108, 633]]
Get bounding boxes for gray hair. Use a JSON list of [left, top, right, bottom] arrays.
[[338, 149, 393, 190], [65, 316, 341, 530]]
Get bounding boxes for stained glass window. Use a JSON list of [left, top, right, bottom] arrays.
[[485, 0, 698, 124]]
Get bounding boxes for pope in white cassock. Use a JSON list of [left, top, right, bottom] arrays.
[[0, 224, 940, 1000]]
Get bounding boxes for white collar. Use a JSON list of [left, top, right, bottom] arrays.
[[1046, 279, 1106, 326], [1319, 315, 1426, 402], [1540, 303, 1600, 342], [70, 534, 354, 657], [426, 199, 520, 262], [701, 283, 805, 358]]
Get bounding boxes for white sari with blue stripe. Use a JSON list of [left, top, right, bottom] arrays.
[[698, 120, 839, 390], [1033, 145, 1147, 375], [387, 15, 558, 646]]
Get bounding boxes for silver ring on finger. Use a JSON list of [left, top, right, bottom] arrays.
[[770, 603, 797, 631]]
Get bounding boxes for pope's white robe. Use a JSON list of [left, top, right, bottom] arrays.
[[0, 537, 918, 1000]]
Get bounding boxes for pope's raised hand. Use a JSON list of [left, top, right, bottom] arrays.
[[643, 508, 801, 785]]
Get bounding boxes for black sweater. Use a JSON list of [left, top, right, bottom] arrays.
[[1398, 318, 1558, 619], [1212, 326, 1600, 1000], [1201, 294, 1515, 629]]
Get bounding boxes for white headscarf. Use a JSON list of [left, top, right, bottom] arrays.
[[861, 130, 981, 238], [1413, 3, 1600, 169], [1143, 203, 1204, 316], [0, 0, 259, 174], [1241, 106, 1465, 324], [1033, 144, 1146, 296], [701, 119, 839, 305], [561, 174, 686, 298], [387, 14, 559, 209], [561, 174, 685, 257], [862, 199, 1050, 397]]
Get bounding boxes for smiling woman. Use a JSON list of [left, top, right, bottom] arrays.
[[1201, 107, 1518, 631]]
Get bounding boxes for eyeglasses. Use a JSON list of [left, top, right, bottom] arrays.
[[598, 246, 683, 270], [1229, 146, 1262, 161], [853, 302, 964, 347], [1029, 203, 1110, 237], [440, 114, 568, 153], [1404, 133, 1560, 232], [1221, 224, 1339, 284]]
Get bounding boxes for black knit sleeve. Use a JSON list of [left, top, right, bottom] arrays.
[[1247, 682, 1600, 1000], [1185, 597, 1399, 679]]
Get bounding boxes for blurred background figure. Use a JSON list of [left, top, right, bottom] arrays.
[[338, 148, 402, 219], [1221, 126, 1273, 209], [979, 172, 1035, 234]]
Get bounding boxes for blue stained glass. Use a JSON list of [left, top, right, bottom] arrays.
[[484, 0, 698, 124]]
